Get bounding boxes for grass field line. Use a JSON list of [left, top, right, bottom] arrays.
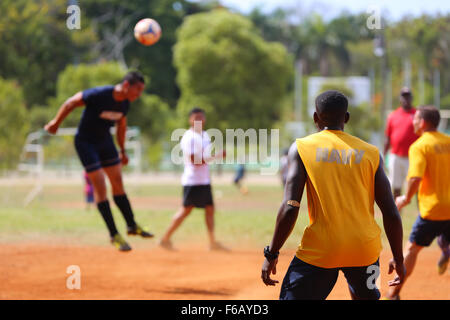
[[0, 171, 282, 186]]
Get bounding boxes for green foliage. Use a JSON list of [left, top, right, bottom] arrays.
[[174, 9, 292, 131], [55, 62, 125, 98], [0, 0, 97, 106], [441, 94, 450, 110], [319, 82, 380, 141], [0, 78, 29, 169], [41, 61, 172, 168], [127, 94, 173, 167], [29, 106, 55, 132], [320, 82, 354, 99], [81, 0, 208, 106], [346, 104, 381, 141], [46, 62, 125, 127], [128, 94, 171, 141]]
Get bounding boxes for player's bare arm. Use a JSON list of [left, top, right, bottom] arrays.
[[374, 154, 405, 286], [395, 177, 421, 210], [44, 92, 85, 134], [116, 116, 129, 165], [261, 141, 306, 286]]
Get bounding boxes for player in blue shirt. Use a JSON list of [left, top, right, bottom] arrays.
[[45, 71, 153, 251]]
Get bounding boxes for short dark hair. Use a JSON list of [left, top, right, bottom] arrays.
[[315, 90, 348, 125], [122, 71, 145, 85], [189, 107, 205, 117], [418, 105, 440, 128]]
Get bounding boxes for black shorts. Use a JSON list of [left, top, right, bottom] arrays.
[[183, 185, 214, 208], [74, 135, 120, 173], [279, 256, 381, 300], [409, 215, 450, 247]]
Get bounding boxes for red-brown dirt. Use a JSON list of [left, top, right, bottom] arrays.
[[0, 243, 448, 300]]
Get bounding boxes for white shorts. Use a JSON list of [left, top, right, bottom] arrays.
[[388, 154, 409, 190]]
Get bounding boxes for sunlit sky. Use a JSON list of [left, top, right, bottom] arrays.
[[207, 0, 449, 21]]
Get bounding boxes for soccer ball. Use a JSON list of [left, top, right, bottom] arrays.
[[134, 18, 161, 46]]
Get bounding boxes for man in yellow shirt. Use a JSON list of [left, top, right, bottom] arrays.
[[385, 106, 450, 300], [261, 90, 405, 300]]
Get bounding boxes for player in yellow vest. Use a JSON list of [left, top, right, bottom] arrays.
[[261, 90, 405, 300], [385, 106, 450, 300]]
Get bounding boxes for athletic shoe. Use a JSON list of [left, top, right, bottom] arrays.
[[437, 253, 449, 275], [127, 224, 154, 238], [210, 241, 231, 252], [159, 239, 176, 251], [110, 234, 132, 252]]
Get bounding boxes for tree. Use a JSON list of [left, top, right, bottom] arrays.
[[0, 78, 29, 169], [44, 62, 125, 127], [0, 0, 97, 106], [127, 94, 172, 168], [39, 62, 172, 167], [174, 9, 292, 131], [81, 0, 209, 107], [320, 82, 380, 141]]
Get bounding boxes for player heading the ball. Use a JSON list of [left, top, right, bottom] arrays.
[[44, 71, 154, 252]]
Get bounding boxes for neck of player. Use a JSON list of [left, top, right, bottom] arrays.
[[323, 126, 343, 131]]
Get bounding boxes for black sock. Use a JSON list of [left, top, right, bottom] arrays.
[[97, 200, 119, 237], [113, 194, 136, 229]]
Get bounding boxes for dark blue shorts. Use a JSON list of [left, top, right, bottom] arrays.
[[409, 215, 450, 247], [74, 135, 120, 173], [279, 256, 381, 300]]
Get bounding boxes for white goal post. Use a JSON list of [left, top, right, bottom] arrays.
[[18, 127, 142, 207]]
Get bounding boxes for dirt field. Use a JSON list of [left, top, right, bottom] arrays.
[[1, 243, 448, 300]]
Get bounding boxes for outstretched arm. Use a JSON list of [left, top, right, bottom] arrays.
[[374, 154, 405, 286], [44, 92, 84, 134], [261, 141, 307, 286]]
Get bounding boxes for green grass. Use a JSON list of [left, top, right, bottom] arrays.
[[0, 183, 422, 250]]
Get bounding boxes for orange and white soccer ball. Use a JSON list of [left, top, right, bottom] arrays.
[[134, 18, 161, 46]]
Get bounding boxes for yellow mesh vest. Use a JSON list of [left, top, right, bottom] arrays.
[[296, 130, 382, 268]]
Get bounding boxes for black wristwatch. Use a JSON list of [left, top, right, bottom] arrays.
[[264, 246, 279, 261]]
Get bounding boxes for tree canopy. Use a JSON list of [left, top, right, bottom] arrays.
[[174, 9, 292, 131]]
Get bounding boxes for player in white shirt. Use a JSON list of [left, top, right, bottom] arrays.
[[160, 108, 228, 251]]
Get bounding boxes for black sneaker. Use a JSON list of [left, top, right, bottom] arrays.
[[127, 224, 154, 238], [110, 234, 132, 252]]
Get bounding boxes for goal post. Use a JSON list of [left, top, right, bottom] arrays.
[[18, 127, 142, 207]]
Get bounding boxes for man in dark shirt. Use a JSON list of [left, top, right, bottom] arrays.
[[45, 71, 153, 251]]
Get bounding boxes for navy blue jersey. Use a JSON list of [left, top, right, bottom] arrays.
[[77, 86, 130, 141]]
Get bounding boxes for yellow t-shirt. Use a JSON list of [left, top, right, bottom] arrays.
[[296, 130, 382, 268], [407, 131, 450, 221]]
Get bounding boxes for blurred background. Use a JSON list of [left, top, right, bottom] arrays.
[[1, 0, 449, 177], [1, 0, 449, 300]]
